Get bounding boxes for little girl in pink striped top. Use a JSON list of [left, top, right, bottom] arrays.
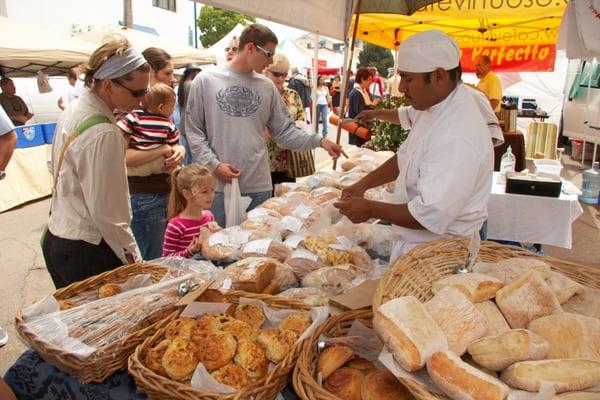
[[162, 163, 219, 258]]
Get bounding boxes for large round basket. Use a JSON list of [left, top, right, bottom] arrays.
[[372, 237, 600, 400], [128, 290, 313, 400], [292, 309, 373, 400], [15, 262, 182, 383]]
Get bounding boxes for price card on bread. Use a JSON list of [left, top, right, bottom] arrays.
[[329, 236, 352, 251], [242, 239, 272, 255], [293, 204, 314, 219], [291, 249, 319, 262], [281, 216, 303, 233], [208, 231, 230, 247], [284, 234, 303, 249]]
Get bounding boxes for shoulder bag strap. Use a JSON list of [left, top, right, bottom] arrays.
[[53, 115, 112, 188]]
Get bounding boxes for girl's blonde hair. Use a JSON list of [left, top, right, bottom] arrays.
[[82, 35, 150, 88], [167, 163, 213, 219]]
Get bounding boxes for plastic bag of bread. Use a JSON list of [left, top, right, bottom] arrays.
[[261, 262, 298, 295], [284, 248, 327, 279], [241, 239, 291, 263], [258, 197, 293, 216], [200, 226, 251, 262], [309, 187, 341, 205], [301, 264, 363, 296], [339, 171, 367, 188], [211, 257, 277, 293], [278, 287, 329, 306], [340, 158, 369, 172], [303, 234, 371, 270], [304, 170, 343, 190], [274, 182, 309, 197]]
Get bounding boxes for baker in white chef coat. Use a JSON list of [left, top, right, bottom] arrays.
[[334, 30, 494, 263]]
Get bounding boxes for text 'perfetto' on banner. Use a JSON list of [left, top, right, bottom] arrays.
[[461, 43, 556, 72]]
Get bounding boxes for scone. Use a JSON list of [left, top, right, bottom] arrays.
[[196, 331, 237, 371], [278, 312, 311, 336], [191, 314, 224, 342], [257, 328, 295, 363], [222, 319, 257, 340], [164, 317, 195, 340], [211, 363, 250, 389], [234, 303, 266, 328], [233, 338, 269, 379], [161, 338, 199, 381], [98, 283, 122, 298], [317, 345, 354, 380], [145, 339, 171, 376]]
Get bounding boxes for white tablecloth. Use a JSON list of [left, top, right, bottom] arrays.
[[486, 172, 584, 248]]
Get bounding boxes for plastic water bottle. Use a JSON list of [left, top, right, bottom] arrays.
[[580, 162, 600, 204], [500, 145, 516, 174]]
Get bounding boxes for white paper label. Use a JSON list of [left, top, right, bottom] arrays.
[[247, 208, 269, 220], [291, 249, 318, 262], [293, 204, 314, 219], [243, 239, 272, 254], [208, 231, 229, 246], [222, 278, 232, 290], [329, 235, 352, 251], [281, 216, 303, 233], [284, 234, 303, 249]]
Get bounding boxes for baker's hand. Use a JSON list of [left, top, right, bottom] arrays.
[[355, 109, 378, 124], [340, 182, 367, 200], [164, 145, 185, 167], [333, 197, 372, 224], [320, 138, 347, 160], [215, 163, 241, 183]]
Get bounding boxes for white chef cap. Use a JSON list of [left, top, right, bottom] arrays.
[[397, 30, 460, 73]]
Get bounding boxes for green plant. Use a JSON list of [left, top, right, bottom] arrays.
[[197, 6, 256, 48], [365, 97, 410, 152]]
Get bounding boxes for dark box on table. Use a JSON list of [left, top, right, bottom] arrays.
[[505, 172, 562, 198]]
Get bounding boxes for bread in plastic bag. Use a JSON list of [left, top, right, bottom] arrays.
[[201, 226, 251, 262], [241, 239, 292, 263], [278, 287, 329, 306], [211, 257, 277, 293], [309, 187, 341, 205], [304, 170, 343, 190], [274, 182, 310, 197], [301, 265, 363, 296], [284, 248, 327, 279], [261, 262, 298, 295], [303, 234, 371, 270]]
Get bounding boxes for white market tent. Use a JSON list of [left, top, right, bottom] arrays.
[[0, 16, 96, 77], [205, 23, 246, 64], [75, 25, 216, 68]]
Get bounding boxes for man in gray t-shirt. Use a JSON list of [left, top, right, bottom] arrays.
[[185, 24, 343, 227]]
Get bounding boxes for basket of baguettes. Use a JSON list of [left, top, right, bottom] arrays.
[[370, 237, 600, 400], [128, 286, 328, 400], [15, 262, 209, 383], [293, 309, 416, 400]]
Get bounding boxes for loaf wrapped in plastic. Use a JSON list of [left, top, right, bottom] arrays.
[[339, 171, 368, 188], [301, 265, 363, 296], [211, 257, 277, 293], [201, 226, 252, 262], [261, 262, 299, 295], [309, 187, 341, 205], [303, 234, 372, 270], [340, 158, 370, 172], [304, 170, 343, 190], [258, 197, 293, 216], [284, 248, 327, 279], [274, 182, 310, 197], [22, 274, 194, 360], [241, 239, 292, 263], [278, 287, 329, 306]]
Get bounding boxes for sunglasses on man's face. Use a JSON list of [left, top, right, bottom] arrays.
[[268, 70, 287, 78], [224, 47, 238, 53], [254, 44, 274, 59], [112, 79, 148, 98]]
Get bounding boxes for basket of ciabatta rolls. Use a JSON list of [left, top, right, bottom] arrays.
[[368, 237, 600, 400], [128, 269, 331, 400], [15, 262, 215, 383]]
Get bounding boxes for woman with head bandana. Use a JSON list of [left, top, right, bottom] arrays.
[[42, 38, 149, 288]]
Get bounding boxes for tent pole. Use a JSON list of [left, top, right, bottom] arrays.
[[333, 0, 362, 170], [312, 32, 319, 135]]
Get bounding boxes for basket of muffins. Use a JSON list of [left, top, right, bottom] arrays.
[[15, 262, 203, 383], [369, 237, 600, 400], [128, 289, 329, 400], [293, 309, 414, 400]]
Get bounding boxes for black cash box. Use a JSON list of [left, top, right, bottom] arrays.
[[505, 172, 562, 198]]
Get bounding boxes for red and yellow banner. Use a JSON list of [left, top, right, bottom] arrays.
[[461, 43, 557, 72]]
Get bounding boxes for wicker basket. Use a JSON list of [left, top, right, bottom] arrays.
[[293, 309, 373, 400], [128, 290, 313, 400], [371, 237, 600, 400], [15, 262, 184, 383]]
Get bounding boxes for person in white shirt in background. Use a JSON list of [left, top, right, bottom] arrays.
[[315, 76, 331, 137], [43, 37, 148, 288], [57, 67, 84, 111], [334, 30, 493, 263], [386, 68, 402, 99], [0, 105, 16, 181]]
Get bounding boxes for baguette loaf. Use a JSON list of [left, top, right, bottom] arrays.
[[432, 273, 504, 302], [425, 286, 488, 356], [527, 313, 600, 362], [473, 258, 551, 284], [374, 296, 447, 372], [427, 350, 509, 400], [553, 392, 600, 400], [475, 301, 510, 336], [546, 271, 584, 304], [467, 329, 549, 371], [500, 359, 600, 393], [495, 270, 562, 329]]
